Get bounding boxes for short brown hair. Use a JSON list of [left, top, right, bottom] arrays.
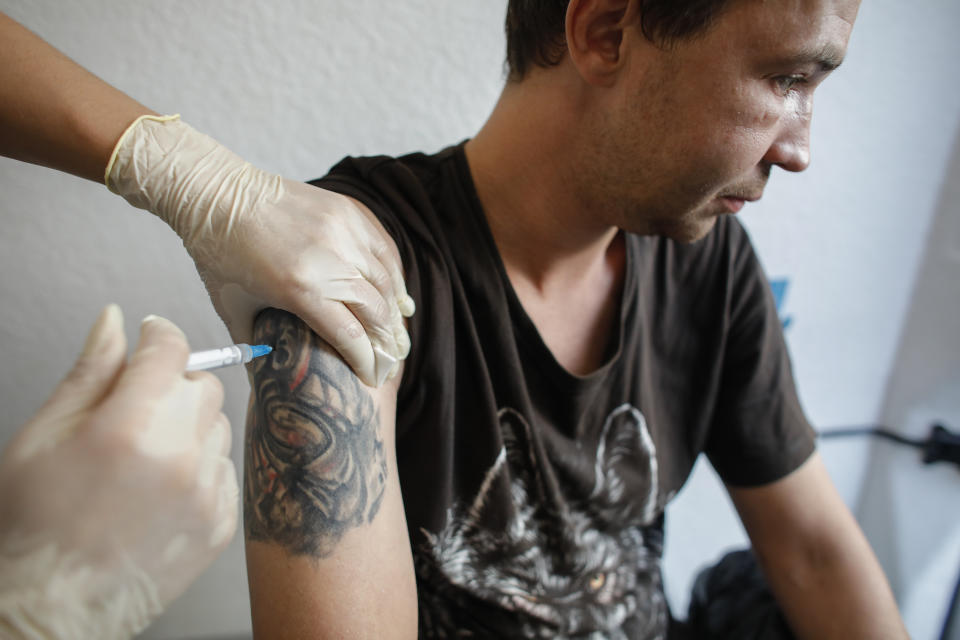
[[505, 0, 734, 80]]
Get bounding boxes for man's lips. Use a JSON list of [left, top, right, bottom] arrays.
[[719, 192, 762, 213]]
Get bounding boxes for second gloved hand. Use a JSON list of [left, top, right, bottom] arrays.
[[0, 306, 237, 639], [106, 115, 414, 387]]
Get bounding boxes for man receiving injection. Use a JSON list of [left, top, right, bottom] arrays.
[[0, 10, 411, 639]]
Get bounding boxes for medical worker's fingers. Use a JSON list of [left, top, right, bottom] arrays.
[[43, 304, 126, 414], [205, 455, 240, 551], [197, 412, 233, 491], [124, 314, 191, 382], [293, 299, 377, 387], [346, 196, 414, 359], [182, 371, 227, 438], [349, 193, 416, 318], [355, 253, 411, 362], [6, 304, 127, 462]]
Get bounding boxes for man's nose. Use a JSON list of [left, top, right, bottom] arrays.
[[762, 106, 812, 173]]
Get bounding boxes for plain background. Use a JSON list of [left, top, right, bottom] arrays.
[[1, 1, 958, 638]]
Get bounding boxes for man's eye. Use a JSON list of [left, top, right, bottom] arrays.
[[775, 75, 806, 93]]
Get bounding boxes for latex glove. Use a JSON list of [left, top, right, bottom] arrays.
[[105, 115, 414, 387], [0, 306, 238, 640]]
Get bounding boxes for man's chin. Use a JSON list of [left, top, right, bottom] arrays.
[[655, 216, 718, 244]]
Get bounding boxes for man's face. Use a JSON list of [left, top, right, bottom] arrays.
[[582, 0, 860, 242]]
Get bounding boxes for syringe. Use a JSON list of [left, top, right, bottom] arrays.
[[185, 343, 273, 372]]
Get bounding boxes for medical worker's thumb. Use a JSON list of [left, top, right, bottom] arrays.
[[12, 305, 129, 460], [58, 304, 127, 406]]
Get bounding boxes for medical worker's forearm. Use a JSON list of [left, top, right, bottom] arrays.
[[0, 10, 414, 386], [0, 11, 153, 181]]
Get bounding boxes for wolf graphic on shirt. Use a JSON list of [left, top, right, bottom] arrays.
[[416, 404, 668, 639]]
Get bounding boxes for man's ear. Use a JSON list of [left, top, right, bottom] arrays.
[[565, 0, 637, 86]]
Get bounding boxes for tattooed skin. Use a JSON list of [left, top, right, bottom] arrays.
[[244, 309, 388, 557]]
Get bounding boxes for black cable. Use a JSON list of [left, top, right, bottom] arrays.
[[820, 424, 960, 639], [818, 426, 926, 449], [819, 423, 960, 469]]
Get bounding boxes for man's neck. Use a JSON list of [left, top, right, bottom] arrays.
[[464, 74, 620, 296], [463, 74, 626, 375]]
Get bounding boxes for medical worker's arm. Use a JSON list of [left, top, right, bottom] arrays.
[[728, 452, 909, 639], [0, 12, 151, 181], [0, 306, 238, 638], [0, 11, 412, 387], [244, 308, 417, 639]]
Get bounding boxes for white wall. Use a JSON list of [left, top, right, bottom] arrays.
[[1, 1, 957, 638], [859, 126, 960, 640]]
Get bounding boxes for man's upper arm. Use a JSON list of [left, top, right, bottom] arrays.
[[243, 308, 417, 639], [728, 453, 907, 639]]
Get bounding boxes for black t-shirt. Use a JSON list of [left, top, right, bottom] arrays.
[[311, 144, 815, 639]]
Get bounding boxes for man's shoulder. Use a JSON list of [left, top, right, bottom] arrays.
[[308, 143, 471, 246], [311, 143, 465, 193]]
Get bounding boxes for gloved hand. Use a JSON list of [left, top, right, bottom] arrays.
[[105, 115, 414, 387], [0, 306, 238, 640]]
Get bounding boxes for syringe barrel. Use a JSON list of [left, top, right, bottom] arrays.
[[185, 345, 243, 371]]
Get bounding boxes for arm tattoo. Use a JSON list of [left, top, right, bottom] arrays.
[[244, 309, 388, 558]]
